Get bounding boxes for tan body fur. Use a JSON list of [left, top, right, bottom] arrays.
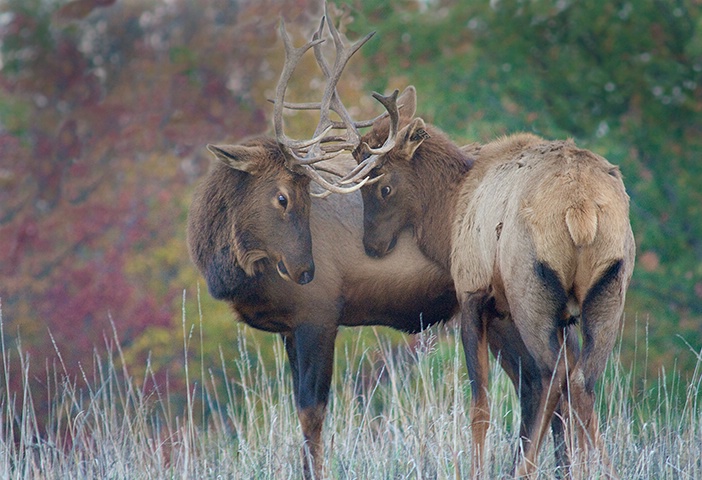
[[452, 133, 633, 309]]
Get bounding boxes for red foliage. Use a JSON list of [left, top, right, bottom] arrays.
[[0, 0, 320, 414]]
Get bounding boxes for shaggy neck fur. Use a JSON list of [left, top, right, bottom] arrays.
[[409, 127, 473, 269]]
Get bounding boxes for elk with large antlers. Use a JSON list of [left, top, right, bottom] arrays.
[[188, 11, 457, 479], [354, 88, 635, 478]]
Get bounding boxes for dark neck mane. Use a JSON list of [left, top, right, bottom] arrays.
[[411, 127, 473, 269]]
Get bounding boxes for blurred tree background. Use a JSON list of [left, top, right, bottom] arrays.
[[346, 0, 702, 378], [1, 0, 700, 423]]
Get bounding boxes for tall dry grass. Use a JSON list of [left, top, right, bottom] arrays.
[[1, 299, 700, 479]]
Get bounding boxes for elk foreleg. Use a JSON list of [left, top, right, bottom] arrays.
[[283, 323, 337, 480], [460, 291, 490, 479]]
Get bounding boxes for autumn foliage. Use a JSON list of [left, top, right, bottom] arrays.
[[0, 0, 325, 406]]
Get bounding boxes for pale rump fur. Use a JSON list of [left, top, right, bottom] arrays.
[[452, 133, 634, 305]]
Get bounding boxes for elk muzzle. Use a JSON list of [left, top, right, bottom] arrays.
[[363, 231, 398, 258], [276, 258, 315, 285]]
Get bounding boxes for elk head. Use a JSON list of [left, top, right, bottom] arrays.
[[205, 140, 315, 285], [201, 6, 385, 285], [349, 87, 432, 257]]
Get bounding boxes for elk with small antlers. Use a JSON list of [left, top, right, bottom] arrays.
[[354, 88, 635, 478], [188, 9, 457, 479]]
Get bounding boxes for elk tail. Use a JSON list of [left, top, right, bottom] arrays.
[[565, 201, 598, 247]]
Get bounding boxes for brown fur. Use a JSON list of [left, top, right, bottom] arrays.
[[188, 137, 315, 284], [359, 92, 635, 478], [187, 138, 457, 479]]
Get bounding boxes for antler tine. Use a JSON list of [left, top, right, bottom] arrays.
[[282, 137, 353, 167], [300, 163, 372, 194], [365, 90, 400, 155], [309, 174, 382, 198], [271, 97, 405, 128], [312, 5, 375, 146], [338, 89, 400, 185], [271, 102, 395, 130], [274, 19, 330, 162], [273, 10, 380, 193]]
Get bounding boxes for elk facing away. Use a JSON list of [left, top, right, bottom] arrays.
[[188, 13, 456, 479], [355, 89, 635, 478]]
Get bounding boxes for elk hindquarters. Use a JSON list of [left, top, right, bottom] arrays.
[[533, 260, 571, 332]]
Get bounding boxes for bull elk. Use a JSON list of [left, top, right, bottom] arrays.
[[354, 88, 635, 478], [187, 11, 457, 479]]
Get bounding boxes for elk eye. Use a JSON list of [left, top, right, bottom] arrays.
[[380, 185, 392, 199], [277, 193, 288, 209]]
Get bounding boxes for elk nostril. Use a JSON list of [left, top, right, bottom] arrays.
[[277, 260, 288, 276], [387, 235, 398, 252], [298, 267, 314, 285]]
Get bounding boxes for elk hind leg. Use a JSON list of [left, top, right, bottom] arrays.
[[511, 261, 574, 477], [487, 315, 550, 471], [552, 325, 581, 479], [570, 260, 625, 477]]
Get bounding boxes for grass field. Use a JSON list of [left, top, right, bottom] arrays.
[[1, 305, 701, 479]]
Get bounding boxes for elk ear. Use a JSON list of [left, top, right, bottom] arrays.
[[397, 85, 417, 119], [206, 144, 262, 174], [396, 117, 429, 161]]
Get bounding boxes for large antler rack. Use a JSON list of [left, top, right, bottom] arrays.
[[273, 5, 400, 195], [338, 89, 401, 186]]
